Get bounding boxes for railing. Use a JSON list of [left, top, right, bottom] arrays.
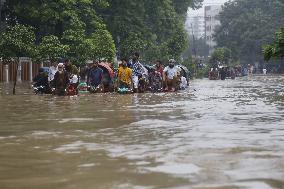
[[0, 58, 44, 82]]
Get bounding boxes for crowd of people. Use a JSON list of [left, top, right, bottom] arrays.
[[208, 64, 256, 80], [32, 52, 189, 96]]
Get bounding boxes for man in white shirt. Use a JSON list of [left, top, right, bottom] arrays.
[[48, 60, 58, 82], [163, 59, 179, 91]]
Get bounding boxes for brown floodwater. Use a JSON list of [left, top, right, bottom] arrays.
[[0, 75, 284, 189]]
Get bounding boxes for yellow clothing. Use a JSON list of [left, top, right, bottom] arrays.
[[118, 67, 132, 85]]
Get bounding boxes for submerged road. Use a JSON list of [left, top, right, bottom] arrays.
[[0, 75, 284, 189]]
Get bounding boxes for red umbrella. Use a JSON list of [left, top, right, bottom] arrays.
[[99, 63, 115, 78]]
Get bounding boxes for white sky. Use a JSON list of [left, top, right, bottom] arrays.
[[188, 0, 229, 16]]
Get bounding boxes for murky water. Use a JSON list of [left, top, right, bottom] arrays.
[[0, 75, 284, 189]]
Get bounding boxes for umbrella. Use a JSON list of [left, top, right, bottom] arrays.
[[99, 63, 115, 78]]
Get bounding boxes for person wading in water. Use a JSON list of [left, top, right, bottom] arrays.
[[163, 59, 179, 92], [128, 52, 147, 93], [87, 60, 104, 93], [117, 58, 133, 90], [52, 63, 69, 96]]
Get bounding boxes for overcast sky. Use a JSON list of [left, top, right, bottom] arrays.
[[188, 0, 229, 16]]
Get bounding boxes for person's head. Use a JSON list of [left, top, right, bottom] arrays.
[[168, 59, 175, 68], [93, 59, 99, 68], [64, 59, 71, 66], [121, 58, 128, 68], [64, 59, 72, 72], [51, 60, 58, 67], [156, 60, 162, 67], [133, 52, 140, 62], [58, 63, 64, 73]]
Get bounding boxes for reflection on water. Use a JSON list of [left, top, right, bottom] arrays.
[[0, 75, 284, 189]]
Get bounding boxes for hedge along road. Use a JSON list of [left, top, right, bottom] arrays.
[[0, 75, 284, 189]]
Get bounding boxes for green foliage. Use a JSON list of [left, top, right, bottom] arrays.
[[61, 27, 116, 64], [215, 0, 284, 64], [119, 32, 148, 59], [181, 57, 194, 73], [209, 47, 232, 67], [7, 0, 108, 38], [38, 35, 69, 61], [87, 29, 116, 61], [0, 24, 36, 61], [62, 28, 88, 64], [183, 37, 209, 58], [3, 0, 203, 63], [167, 29, 188, 60], [181, 57, 208, 79], [172, 0, 203, 17], [196, 65, 210, 78], [0, 24, 37, 94], [263, 28, 284, 61], [102, 0, 200, 61]]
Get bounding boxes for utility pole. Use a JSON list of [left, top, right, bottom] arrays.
[[191, 23, 198, 77], [191, 23, 197, 59]]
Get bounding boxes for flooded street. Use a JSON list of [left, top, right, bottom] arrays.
[[0, 75, 284, 189]]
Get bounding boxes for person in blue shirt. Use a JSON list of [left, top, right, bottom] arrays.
[[32, 67, 50, 94], [87, 60, 104, 93]]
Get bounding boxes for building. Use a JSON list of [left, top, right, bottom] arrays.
[[204, 5, 222, 55], [186, 15, 205, 40], [0, 0, 6, 33], [191, 16, 205, 39]]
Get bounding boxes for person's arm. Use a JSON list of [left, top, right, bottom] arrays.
[[117, 68, 121, 88], [87, 69, 90, 85], [138, 63, 145, 76], [65, 72, 70, 88], [163, 67, 167, 81], [48, 68, 53, 82], [129, 69, 133, 90], [100, 69, 103, 85], [44, 75, 49, 87], [160, 74, 164, 88], [52, 73, 57, 88]]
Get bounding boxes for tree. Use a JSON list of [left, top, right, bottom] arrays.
[[87, 29, 116, 61], [263, 28, 284, 61], [209, 47, 232, 67], [101, 0, 203, 61], [4, 0, 204, 64], [214, 0, 284, 65], [62, 27, 116, 64], [0, 24, 36, 94], [183, 37, 209, 59], [38, 35, 69, 61], [5, 0, 109, 39], [62, 28, 89, 65], [6, 0, 115, 65], [172, 0, 203, 17]]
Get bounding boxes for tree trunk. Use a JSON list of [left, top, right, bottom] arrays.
[[12, 60, 19, 95]]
